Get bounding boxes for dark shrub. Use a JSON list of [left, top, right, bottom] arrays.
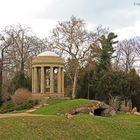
[[15, 99, 38, 110], [8, 72, 31, 94], [0, 101, 15, 113]]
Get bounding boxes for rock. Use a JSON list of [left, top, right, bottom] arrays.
[[90, 107, 95, 114], [130, 107, 140, 116], [66, 113, 73, 119], [69, 106, 90, 115], [133, 112, 140, 116], [131, 107, 137, 114], [119, 100, 132, 112], [99, 103, 109, 109], [120, 106, 131, 112], [66, 101, 116, 117], [102, 108, 110, 116], [89, 112, 94, 116], [109, 110, 116, 116]]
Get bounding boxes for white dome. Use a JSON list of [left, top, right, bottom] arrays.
[[37, 51, 59, 57]]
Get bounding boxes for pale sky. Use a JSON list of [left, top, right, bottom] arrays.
[[0, 0, 140, 40]]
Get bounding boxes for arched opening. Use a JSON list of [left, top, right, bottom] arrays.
[[94, 108, 105, 116]]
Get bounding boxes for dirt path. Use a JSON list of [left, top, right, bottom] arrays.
[[0, 104, 45, 118], [0, 113, 46, 118]]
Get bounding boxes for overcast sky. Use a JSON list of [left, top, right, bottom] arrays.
[[0, 0, 140, 40]]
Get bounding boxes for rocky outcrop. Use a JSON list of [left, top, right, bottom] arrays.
[[119, 100, 132, 112], [66, 101, 116, 117], [130, 107, 140, 116]]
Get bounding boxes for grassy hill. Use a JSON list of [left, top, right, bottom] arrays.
[[32, 99, 94, 115], [0, 99, 140, 140]]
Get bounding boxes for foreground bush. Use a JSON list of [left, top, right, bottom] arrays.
[[0, 88, 38, 113], [0, 99, 38, 113], [12, 88, 32, 105]]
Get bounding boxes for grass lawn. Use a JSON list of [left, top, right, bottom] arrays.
[[0, 114, 140, 140], [32, 99, 94, 115], [0, 99, 140, 140]]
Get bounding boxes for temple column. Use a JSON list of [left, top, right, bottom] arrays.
[[58, 67, 61, 96], [34, 67, 38, 93], [50, 66, 54, 95], [41, 66, 45, 94], [32, 67, 35, 93], [61, 68, 64, 96]]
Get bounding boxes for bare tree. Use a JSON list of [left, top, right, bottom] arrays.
[[50, 16, 92, 98], [0, 24, 47, 78], [0, 24, 50, 99], [50, 16, 108, 98], [0, 34, 13, 100], [134, 37, 140, 56], [114, 39, 138, 72]]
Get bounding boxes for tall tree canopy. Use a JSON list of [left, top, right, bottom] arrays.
[[96, 32, 118, 76]]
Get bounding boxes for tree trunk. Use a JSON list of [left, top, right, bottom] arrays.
[[72, 68, 78, 99], [0, 56, 3, 103], [0, 58, 2, 96], [21, 60, 24, 75]]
